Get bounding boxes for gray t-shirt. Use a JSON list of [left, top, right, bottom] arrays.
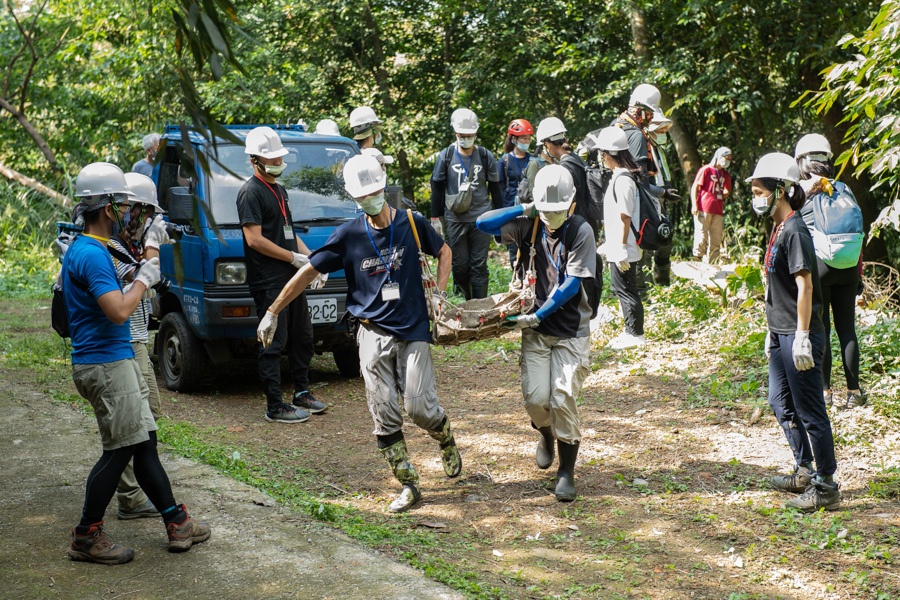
[[500, 216, 595, 338], [432, 144, 499, 223], [131, 159, 154, 177]]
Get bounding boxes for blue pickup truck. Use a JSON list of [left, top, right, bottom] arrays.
[[150, 124, 361, 391]]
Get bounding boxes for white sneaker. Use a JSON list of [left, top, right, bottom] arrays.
[[607, 333, 646, 350]]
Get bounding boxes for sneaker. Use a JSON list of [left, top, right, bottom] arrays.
[[842, 390, 867, 410], [770, 464, 813, 494], [784, 481, 841, 512], [387, 484, 421, 514], [117, 500, 161, 520], [607, 333, 646, 350], [166, 505, 211, 552], [823, 391, 833, 408], [293, 391, 327, 414], [68, 523, 135, 565], [265, 403, 310, 423]]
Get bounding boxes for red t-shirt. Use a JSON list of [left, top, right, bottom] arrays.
[[693, 165, 732, 215]]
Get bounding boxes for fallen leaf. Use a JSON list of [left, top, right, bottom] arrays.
[[418, 522, 447, 529], [226, 426, 245, 432]]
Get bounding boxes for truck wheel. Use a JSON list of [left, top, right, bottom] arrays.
[[333, 347, 360, 378], [158, 312, 205, 392]]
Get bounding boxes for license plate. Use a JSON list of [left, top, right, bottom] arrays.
[[307, 297, 338, 324]]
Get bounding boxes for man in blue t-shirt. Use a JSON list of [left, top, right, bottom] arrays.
[[63, 162, 210, 565], [258, 154, 460, 514]]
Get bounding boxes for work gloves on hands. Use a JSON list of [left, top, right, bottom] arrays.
[[291, 252, 310, 269], [504, 312, 541, 330], [792, 330, 814, 371], [133, 257, 161, 290], [144, 216, 173, 250], [520, 202, 538, 218], [605, 243, 631, 272], [257, 310, 278, 348], [664, 188, 681, 201], [310, 272, 328, 290]]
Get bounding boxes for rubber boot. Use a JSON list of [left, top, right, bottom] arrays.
[[379, 438, 421, 513], [533, 423, 555, 470], [427, 417, 462, 478], [653, 263, 671, 287], [555, 440, 579, 502]]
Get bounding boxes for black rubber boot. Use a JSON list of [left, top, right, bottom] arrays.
[[653, 264, 671, 287], [555, 440, 579, 502], [533, 424, 555, 470], [471, 284, 487, 299]]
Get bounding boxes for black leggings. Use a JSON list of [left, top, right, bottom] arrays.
[[818, 258, 860, 390], [81, 432, 178, 524]]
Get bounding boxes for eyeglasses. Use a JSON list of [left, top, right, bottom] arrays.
[[546, 138, 567, 147]]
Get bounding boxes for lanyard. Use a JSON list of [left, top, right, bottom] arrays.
[[255, 173, 288, 226], [83, 233, 109, 244], [541, 221, 568, 281], [764, 212, 794, 278], [364, 207, 396, 282], [455, 145, 475, 179]]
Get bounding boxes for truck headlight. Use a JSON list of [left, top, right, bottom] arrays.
[[216, 261, 247, 285]]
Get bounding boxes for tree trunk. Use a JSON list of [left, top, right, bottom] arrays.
[[0, 97, 59, 170], [0, 162, 71, 208]]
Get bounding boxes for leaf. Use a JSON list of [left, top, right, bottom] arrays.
[[418, 521, 448, 529]]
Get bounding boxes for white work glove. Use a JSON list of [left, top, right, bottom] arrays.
[[605, 243, 631, 272], [310, 272, 328, 290], [504, 312, 541, 330], [143, 215, 172, 249], [133, 257, 161, 290], [792, 331, 814, 371], [257, 310, 278, 348], [291, 252, 310, 269], [520, 202, 537, 218], [429, 289, 449, 314], [764, 331, 771, 361], [430, 218, 444, 237]]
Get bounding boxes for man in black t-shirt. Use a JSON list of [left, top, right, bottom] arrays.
[[237, 126, 326, 423]]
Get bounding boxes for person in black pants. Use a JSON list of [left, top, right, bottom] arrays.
[[748, 152, 840, 512]]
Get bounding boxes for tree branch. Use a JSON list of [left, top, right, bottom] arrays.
[[0, 96, 58, 168], [0, 162, 70, 208]]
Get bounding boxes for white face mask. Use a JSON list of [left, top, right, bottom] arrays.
[[719, 158, 731, 169], [457, 136, 475, 150], [752, 191, 775, 216], [357, 191, 386, 216], [263, 162, 286, 177], [540, 210, 568, 230]]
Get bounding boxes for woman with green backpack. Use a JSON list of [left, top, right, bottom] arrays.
[[794, 134, 866, 410]]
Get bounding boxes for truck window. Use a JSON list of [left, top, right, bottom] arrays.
[[207, 142, 358, 226]]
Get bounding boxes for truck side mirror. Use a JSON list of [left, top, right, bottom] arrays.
[[167, 187, 194, 226]]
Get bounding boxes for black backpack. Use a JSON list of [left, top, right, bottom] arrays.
[[560, 153, 602, 222], [564, 214, 603, 319], [616, 172, 672, 251], [585, 166, 612, 224], [51, 269, 88, 339]]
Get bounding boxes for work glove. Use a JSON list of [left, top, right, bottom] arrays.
[[764, 331, 771, 361], [143, 216, 173, 249], [428, 289, 449, 314], [291, 252, 310, 269], [664, 188, 681, 201], [133, 257, 161, 290], [605, 243, 631, 272], [792, 330, 814, 371], [430, 218, 444, 238], [310, 272, 328, 290], [504, 312, 541, 330], [520, 202, 538, 218], [257, 310, 278, 348]]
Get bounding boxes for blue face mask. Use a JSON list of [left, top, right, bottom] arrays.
[[516, 141, 530, 152], [375, 131, 383, 145]]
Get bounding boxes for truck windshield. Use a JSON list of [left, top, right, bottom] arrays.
[[206, 142, 359, 226]]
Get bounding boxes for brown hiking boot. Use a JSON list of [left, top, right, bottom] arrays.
[[770, 464, 813, 494], [166, 505, 211, 553], [68, 523, 135, 565]]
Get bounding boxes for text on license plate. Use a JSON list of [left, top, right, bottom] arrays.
[[307, 297, 338, 324]]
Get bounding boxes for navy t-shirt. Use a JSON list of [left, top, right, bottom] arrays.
[[308, 209, 445, 341], [764, 212, 825, 334], [498, 153, 531, 208]]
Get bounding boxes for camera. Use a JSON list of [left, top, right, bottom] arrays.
[[152, 277, 172, 296], [165, 222, 183, 241]]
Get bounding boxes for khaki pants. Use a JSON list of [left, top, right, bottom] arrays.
[[358, 323, 445, 437], [116, 342, 160, 511], [520, 330, 590, 444], [693, 212, 723, 263]]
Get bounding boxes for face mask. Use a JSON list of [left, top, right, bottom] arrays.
[[516, 141, 530, 152], [720, 158, 731, 168], [375, 132, 383, 145], [540, 210, 568, 230], [264, 162, 286, 177], [457, 137, 475, 150], [357, 191, 385, 216], [752, 191, 775, 216]]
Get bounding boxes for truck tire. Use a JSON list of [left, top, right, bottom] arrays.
[[332, 347, 360, 378], [158, 312, 205, 392]]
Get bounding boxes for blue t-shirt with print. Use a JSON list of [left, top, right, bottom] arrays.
[[62, 235, 135, 364], [308, 209, 445, 342]]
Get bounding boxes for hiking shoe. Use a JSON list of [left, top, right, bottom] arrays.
[[770, 464, 813, 494], [166, 505, 211, 552], [842, 390, 867, 410], [387, 484, 421, 514], [117, 500, 160, 520], [607, 333, 646, 350], [823, 391, 833, 408], [784, 481, 841, 512], [265, 403, 310, 423], [68, 523, 135, 565], [293, 390, 327, 414]]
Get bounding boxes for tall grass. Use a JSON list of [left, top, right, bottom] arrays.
[[0, 181, 66, 299]]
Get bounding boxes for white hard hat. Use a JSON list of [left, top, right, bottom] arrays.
[[630, 83, 661, 111], [536, 117, 567, 143], [244, 126, 289, 159], [343, 154, 387, 198], [74, 162, 135, 208], [315, 119, 341, 136], [451, 108, 479, 135], [745, 152, 800, 183], [362, 147, 394, 165], [533, 164, 576, 212], [594, 126, 630, 154], [123, 172, 165, 213], [349, 106, 382, 132], [794, 133, 832, 160]]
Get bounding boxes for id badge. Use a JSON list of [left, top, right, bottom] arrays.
[[283, 226, 294, 240], [458, 179, 471, 193], [381, 282, 400, 302], [716, 192, 723, 201]]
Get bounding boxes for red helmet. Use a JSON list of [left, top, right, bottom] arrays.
[[507, 119, 534, 136]]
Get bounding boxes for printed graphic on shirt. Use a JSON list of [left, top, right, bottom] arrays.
[[451, 162, 483, 188], [360, 245, 406, 275]]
